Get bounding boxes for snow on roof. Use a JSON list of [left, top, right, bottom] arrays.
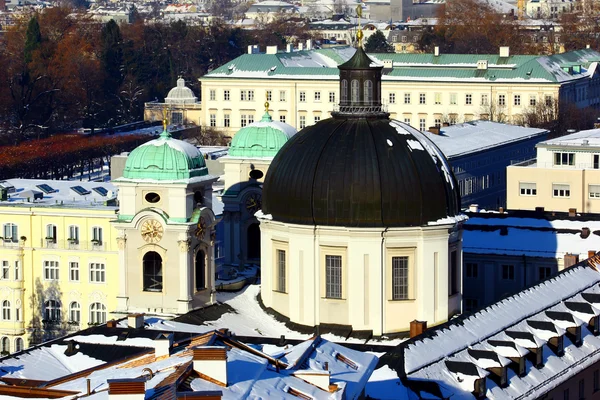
[[423, 121, 548, 158], [463, 213, 600, 258], [0, 179, 117, 209], [140, 135, 202, 159], [249, 120, 298, 139], [539, 127, 600, 148]]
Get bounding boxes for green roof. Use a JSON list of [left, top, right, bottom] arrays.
[[122, 130, 208, 181], [229, 111, 296, 158]]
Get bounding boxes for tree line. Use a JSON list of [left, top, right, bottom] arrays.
[[0, 8, 313, 145]]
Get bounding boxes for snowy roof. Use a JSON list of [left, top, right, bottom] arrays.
[[0, 320, 377, 400], [463, 211, 600, 259], [376, 259, 600, 400], [538, 127, 600, 149], [0, 179, 117, 210], [422, 120, 548, 158]]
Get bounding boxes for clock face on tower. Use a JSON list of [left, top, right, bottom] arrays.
[[141, 219, 164, 243], [245, 192, 262, 215]]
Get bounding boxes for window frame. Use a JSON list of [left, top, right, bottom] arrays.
[[69, 261, 80, 282], [465, 262, 478, 278], [89, 302, 106, 325], [3, 223, 18, 243], [89, 263, 106, 283], [502, 264, 515, 280], [321, 247, 346, 300], [69, 301, 81, 323], [552, 183, 571, 198], [2, 300, 10, 321], [519, 182, 537, 196], [43, 260, 59, 281]]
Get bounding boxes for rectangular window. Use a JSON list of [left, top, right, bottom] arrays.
[[240, 90, 247, 101], [530, 95, 536, 106], [299, 115, 306, 129], [466, 262, 478, 278], [69, 225, 79, 244], [299, 91, 306, 102], [266, 90, 272, 102], [498, 94, 506, 106], [210, 114, 216, 127], [391, 256, 409, 300], [554, 152, 575, 166], [1, 261, 8, 280], [419, 118, 426, 132], [248, 90, 254, 101], [514, 94, 521, 106], [434, 118, 441, 128], [465, 298, 478, 312], [329, 92, 336, 103], [314, 91, 321, 101], [404, 93, 411, 104], [595, 155, 599, 169], [171, 112, 183, 125], [224, 90, 230, 101], [240, 115, 247, 127], [404, 117, 411, 125], [502, 264, 515, 280], [92, 227, 103, 245], [481, 94, 489, 106], [450, 250, 458, 295], [280, 90, 286, 102], [223, 114, 230, 128], [314, 115, 321, 123], [209, 89, 216, 101], [90, 263, 105, 283], [546, 95, 553, 106], [279, 115, 286, 123], [325, 255, 342, 299], [553, 183, 571, 198], [46, 224, 57, 242], [44, 261, 59, 281], [434, 92, 441, 105], [450, 93, 457, 105], [70, 262, 79, 282], [3, 223, 18, 243], [519, 182, 537, 196], [14, 261, 19, 281], [419, 93, 426, 105], [277, 249, 286, 292], [539, 266, 552, 281], [389, 93, 396, 104], [590, 184, 600, 198], [465, 94, 472, 105], [248, 114, 254, 124]]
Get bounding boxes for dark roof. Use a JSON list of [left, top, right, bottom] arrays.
[[263, 117, 460, 227], [339, 46, 379, 70]]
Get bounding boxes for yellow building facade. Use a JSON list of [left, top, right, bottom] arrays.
[[0, 181, 119, 352]]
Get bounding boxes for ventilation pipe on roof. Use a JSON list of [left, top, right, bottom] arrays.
[[434, 46, 439, 56], [286, 43, 293, 53], [298, 42, 304, 51], [266, 46, 278, 54], [192, 346, 228, 387], [469, 204, 479, 213], [127, 314, 144, 329], [248, 45, 253, 54], [499, 46, 510, 57], [564, 253, 579, 269], [498, 207, 505, 214], [306, 39, 312, 50], [581, 227, 591, 239], [477, 60, 488, 70], [410, 320, 427, 338], [154, 333, 173, 358]]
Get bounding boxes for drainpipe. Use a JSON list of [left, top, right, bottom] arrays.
[[314, 225, 318, 332], [380, 227, 389, 336]]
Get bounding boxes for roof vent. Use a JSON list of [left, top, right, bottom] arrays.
[[581, 227, 591, 239], [107, 378, 146, 400], [477, 60, 488, 70], [298, 42, 304, 51], [564, 253, 579, 269], [292, 370, 331, 392], [154, 333, 173, 358], [266, 45, 278, 54], [193, 346, 228, 387], [286, 43, 293, 53], [434, 46, 439, 56], [306, 39, 312, 50], [499, 46, 510, 57], [410, 320, 427, 338], [128, 313, 144, 329]]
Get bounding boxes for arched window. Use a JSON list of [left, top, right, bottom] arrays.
[[14, 338, 23, 352], [89, 303, 106, 324], [195, 250, 206, 291], [69, 302, 80, 323], [364, 80, 373, 104], [351, 80, 360, 103], [1, 337, 9, 354], [247, 224, 261, 260], [341, 79, 348, 102], [2, 301, 10, 321], [143, 252, 163, 292], [44, 300, 60, 321]]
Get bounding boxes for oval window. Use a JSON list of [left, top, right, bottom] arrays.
[[145, 192, 161, 203], [249, 169, 264, 180]]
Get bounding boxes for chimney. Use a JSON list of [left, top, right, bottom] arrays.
[[154, 333, 173, 358], [442, 122, 450, 127], [564, 253, 579, 269], [499, 207, 504, 214], [106, 319, 117, 328], [473, 377, 487, 399], [248, 45, 253, 54], [589, 250, 597, 258], [292, 370, 331, 391], [499, 46, 510, 57], [428, 126, 440, 135], [266, 45, 278, 54], [306, 39, 312, 50], [128, 314, 144, 329], [581, 227, 591, 239], [469, 204, 479, 213], [434, 46, 439, 56], [587, 44, 591, 49], [286, 43, 293, 53], [410, 320, 427, 338], [569, 207, 577, 217], [298, 42, 304, 51], [476, 60, 488, 70], [193, 346, 228, 387], [107, 378, 146, 400]]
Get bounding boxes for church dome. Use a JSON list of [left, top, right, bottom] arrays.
[[123, 130, 208, 181], [262, 47, 460, 227], [229, 110, 297, 158], [165, 78, 198, 104]]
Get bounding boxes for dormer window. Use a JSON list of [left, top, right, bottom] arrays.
[[554, 152, 574, 166]]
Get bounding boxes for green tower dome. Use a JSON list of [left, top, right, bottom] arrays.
[[229, 111, 297, 158], [123, 130, 208, 181]]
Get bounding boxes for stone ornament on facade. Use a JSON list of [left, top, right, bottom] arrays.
[[68, 290, 82, 300], [116, 236, 127, 250], [141, 219, 164, 243], [88, 291, 107, 302], [178, 239, 191, 253]]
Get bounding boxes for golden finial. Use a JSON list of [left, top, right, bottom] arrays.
[[162, 107, 168, 131], [356, 4, 363, 46], [264, 101, 269, 112]]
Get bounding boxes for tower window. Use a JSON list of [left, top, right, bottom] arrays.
[[391, 256, 408, 300], [325, 255, 342, 299], [364, 80, 373, 104], [195, 250, 206, 291], [277, 249, 286, 292], [341, 80, 348, 102], [351, 80, 359, 103], [143, 251, 163, 292]]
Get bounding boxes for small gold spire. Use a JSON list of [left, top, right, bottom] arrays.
[[264, 101, 269, 112], [162, 107, 168, 131], [356, 4, 363, 46]]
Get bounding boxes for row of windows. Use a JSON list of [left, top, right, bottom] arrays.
[[517, 182, 600, 199], [387, 93, 551, 107], [1, 337, 23, 354], [553, 153, 600, 169], [2, 223, 103, 244], [42, 299, 106, 324], [0, 300, 21, 322], [142, 250, 207, 293], [209, 89, 337, 104], [465, 262, 553, 281], [40, 261, 106, 283]]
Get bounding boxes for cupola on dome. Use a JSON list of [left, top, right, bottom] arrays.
[[165, 78, 198, 105], [262, 47, 461, 227], [123, 130, 208, 181], [229, 110, 297, 158]]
